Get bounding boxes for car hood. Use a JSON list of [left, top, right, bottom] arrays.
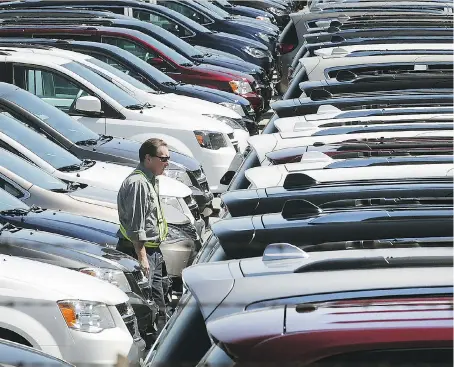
[[4, 209, 119, 246], [97, 137, 203, 171], [176, 83, 248, 105], [0, 225, 138, 272], [191, 62, 254, 80], [149, 93, 241, 119], [0, 254, 128, 304], [225, 18, 278, 34], [214, 31, 268, 50], [122, 105, 235, 134], [62, 162, 192, 197]]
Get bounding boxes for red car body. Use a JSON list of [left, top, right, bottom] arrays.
[[0, 24, 264, 113], [208, 296, 453, 366]]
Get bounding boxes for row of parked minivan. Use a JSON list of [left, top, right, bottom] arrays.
[[0, 0, 295, 366], [144, 1, 454, 366]]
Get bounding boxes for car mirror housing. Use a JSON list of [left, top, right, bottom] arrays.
[[75, 96, 102, 114]]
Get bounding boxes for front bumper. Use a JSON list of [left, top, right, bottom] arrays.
[[161, 237, 198, 278]]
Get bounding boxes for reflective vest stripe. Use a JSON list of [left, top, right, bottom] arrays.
[[120, 170, 168, 248]]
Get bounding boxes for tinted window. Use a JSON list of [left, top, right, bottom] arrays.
[[132, 9, 195, 38], [0, 178, 24, 199], [195, 0, 230, 18], [85, 57, 155, 93], [0, 113, 82, 170], [311, 348, 453, 367], [2, 88, 99, 144], [0, 188, 29, 211], [0, 149, 68, 191], [163, 1, 213, 25]]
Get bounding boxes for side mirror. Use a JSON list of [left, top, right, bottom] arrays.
[[74, 95, 102, 114]]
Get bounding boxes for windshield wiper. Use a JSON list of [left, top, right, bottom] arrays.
[[76, 138, 99, 146], [98, 134, 113, 143], [59, 159, 95, 172], [125, 102, 155, 110], [161, 81, 178, 86], [0, 208, 30, 216], [0, 222, 20, 234], [192, 54, 205, 58], [180, 63, 194, 67]]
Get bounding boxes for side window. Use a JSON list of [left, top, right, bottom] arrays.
[[132, 9, 193, 38], [162, 1, 213, 25], [102, 36, 158, 62], [0, 177, 24, 198], [12, 65, 92, 113]]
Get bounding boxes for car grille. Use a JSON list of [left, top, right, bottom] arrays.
[[191, 169, 203, 181], [116, 302, 141, 341], [227, 132, 240, 152], [200, 181, 210, 193], [184, 195, 201, 220], [131, 270, 153, 303]]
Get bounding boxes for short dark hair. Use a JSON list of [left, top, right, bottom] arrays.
[[139, 138, 167, 162]]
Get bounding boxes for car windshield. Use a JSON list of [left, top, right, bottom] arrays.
[[0, 113, 82, 170], [62, 61, 142, 108], [86, 57, 155, 93], [0, 148, 68, 191], [3, 87, 100, 144]]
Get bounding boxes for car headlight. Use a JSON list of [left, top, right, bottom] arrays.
[[165, 168, 193, 186], [229, 80, 253, 94], [194, 130, 228, 150], [204, 114, 247, 131], [80, 268, 132, 293], [268, 6, 285, 16], [161, 196, 183, 212], [242, 46, 268, 59], [58, 300, 116, 333], [219, 102, 245, 117], [256, 32, 270, 43], [256, 16, 272, 23]]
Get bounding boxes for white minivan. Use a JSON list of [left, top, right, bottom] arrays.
[[0, 53, 237, 193], [0, 254, 143, 366], [1, 46, 250, 153]]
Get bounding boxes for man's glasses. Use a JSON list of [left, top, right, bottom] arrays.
[[155, 155, 170, 162]]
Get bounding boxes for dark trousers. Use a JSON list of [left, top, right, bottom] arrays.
[[117, 238, 168, 315]]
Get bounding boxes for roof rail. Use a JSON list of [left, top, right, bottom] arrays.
[[283, 173, 318, 190], [320, 197, 454, 209], [282, 199, 322, 220], [294, 256, 453, 273], [302, 237, 454, 252], [262, 243, 309, 262]]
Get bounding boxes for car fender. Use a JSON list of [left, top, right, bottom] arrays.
[[127, 133, 194, 157], [0, 307, 62, 356]]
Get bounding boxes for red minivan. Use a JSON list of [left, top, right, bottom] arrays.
[[0, 24, 264, 113]]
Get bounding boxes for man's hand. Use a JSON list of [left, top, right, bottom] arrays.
[[133, 241, 149, 277]]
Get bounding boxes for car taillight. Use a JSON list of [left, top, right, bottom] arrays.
[[277, 43, 296, 55]]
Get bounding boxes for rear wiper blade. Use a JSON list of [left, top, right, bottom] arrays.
[[0, 208, 30, 216]]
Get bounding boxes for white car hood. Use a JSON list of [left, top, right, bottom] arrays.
[[0, 255, 128, 305], [120, 105, 235, 134], [63, 162, 192, 197]]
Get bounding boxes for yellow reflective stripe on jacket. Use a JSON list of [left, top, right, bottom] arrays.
[[120, 169, 168, 248]]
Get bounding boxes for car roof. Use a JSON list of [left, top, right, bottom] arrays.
[[206, 296, 453, 364], [183, 255, 453, 320]]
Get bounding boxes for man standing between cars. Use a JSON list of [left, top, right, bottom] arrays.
[[117, 138, 170, 322]]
